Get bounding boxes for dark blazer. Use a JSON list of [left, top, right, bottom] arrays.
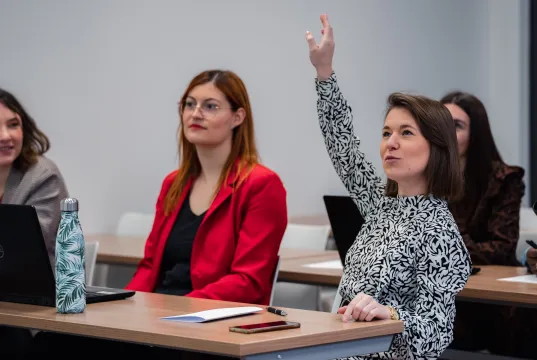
[[449, 161, 525, 266], [126, 163, 288, 305], [3, 156, 69, 265]]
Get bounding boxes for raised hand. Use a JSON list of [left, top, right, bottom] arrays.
[[306, 14, 335, 81]]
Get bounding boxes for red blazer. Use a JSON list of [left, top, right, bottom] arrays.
[[126, 163, 287, 305]]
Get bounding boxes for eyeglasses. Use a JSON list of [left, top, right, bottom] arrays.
[[181, 100, 233, 120]]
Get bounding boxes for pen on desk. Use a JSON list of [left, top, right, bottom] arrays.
[[267, 306, 287, 316], [526, 239, 537, 249]]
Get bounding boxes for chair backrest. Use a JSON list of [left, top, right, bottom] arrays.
[[116, 212, 155, 236], [269, 256, 281, 306], [85, 241, 99, 286], [280, 223, 331, 250]]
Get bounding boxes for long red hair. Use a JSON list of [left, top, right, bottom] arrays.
[[164, 70, 259, 215]]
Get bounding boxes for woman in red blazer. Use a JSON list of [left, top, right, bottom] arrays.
[[126, 69, 287, 306], [31, 70, 287, 357]]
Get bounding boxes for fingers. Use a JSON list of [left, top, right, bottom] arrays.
[[352, 295, 374, 321], [342, 293, 363, 322], [527, 248, 537, 258], [337, 306, 347, 314], [357, 301, 377, 321], [342, 294, 376, 322], [305, 31, 317, 51], [364, 307, 379, 322], [319, 13, 334, 42], [320, 14, 329, 28]]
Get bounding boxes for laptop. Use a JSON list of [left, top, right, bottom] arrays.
[[322, 195, 365, 264], [0, 204, 135, 307]]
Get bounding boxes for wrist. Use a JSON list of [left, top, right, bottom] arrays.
[[386, 305, 400, 320], [316, 67, 333, 81]]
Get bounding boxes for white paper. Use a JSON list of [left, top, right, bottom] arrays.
[[161, 306, 263, 323], [303, 260, 343, 270], [498, 275, 537, 284]]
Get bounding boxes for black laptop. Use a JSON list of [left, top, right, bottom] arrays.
[[0, 204, 135, 307], [323, 195, 365, 264]]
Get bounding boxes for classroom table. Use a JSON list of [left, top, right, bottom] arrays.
[[278, 255, 537, 309], [0, 293, 403, 359], [85, 234, 333, 266]]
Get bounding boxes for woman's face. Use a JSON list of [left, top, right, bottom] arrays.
[[380, 107, 430, 187], [444, 103, 470, 159], [0, 102, 23, 169], [181, 82, 244, 148]]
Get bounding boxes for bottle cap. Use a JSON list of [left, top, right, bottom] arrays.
[[60, 198, 79, 212]]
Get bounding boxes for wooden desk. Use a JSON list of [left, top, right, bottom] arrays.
[[86, 234, 336, 266], [278, 252, 342, 286], [288, 214, 330, 226], [0, 293, 402, 359], [279, 256, 537, 309], [458, 265, 537, 308]]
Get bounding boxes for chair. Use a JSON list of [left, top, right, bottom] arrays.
[[92, 212, 154, 287], [269, 256, 281, 306], [271, 223, 331, 310], [116, 212, 155, 237], [279, 223, 331, 250], [85, 241, 99, 286]]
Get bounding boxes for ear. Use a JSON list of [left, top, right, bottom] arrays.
[[232, 108, 246, 128]]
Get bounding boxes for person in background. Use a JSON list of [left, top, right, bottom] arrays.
[[32, 70, 287, 359], [0, 88, 68, 357], [306, 14, 471, 359], [0, 88, 68, 265], [440, 91, 533, 358]]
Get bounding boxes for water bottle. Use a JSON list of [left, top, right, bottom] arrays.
[[55, 198, 86, 313]]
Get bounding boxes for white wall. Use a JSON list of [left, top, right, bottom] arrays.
[[0, 0, 528, 233], [484, 0, 530, 205]]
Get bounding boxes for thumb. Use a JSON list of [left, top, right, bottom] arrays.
[[305, 31, 317, 51]]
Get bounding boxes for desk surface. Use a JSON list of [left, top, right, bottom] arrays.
[[0, 293, 402, 357], [279, 252, 342, 286], [86, 234, 333, 266], [279, 255, 537, 308], [458, 265, 537, 307]]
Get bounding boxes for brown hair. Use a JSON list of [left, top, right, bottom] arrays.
[[0, 88, 50, 170], [440, 91, 501, 210], [163, 70, 259, 215], [384, 92, 462, 200]]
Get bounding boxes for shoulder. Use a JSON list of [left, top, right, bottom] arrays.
[[422, 202, 466, 250], [492, 161, 524, 182], [240, 164, 286, 194], [25, 156, 64, 179], [487, 161, 525, 199]]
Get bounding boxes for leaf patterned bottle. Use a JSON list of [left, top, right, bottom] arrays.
[[55, 198, 86, 313]]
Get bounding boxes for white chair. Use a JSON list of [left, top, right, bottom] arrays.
[[279, 223, 331, 250], [269, 256, 281, 306], [517, 207, 537, 264], [116, 212, 155, 237], [271, 224, 331, 311], [92, 212, 154, 287], [85, 241, 99, 286]]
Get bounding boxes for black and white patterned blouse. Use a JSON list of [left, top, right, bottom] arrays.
[[316, 73, 471, 360]]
